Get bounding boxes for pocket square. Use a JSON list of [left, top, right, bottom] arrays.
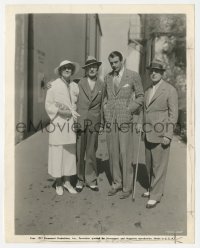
[[123, 84, 130, 88]]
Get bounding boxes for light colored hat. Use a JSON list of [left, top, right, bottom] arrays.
[[146, 58, 166, 71], [54, 60, 80, 76], [82, 56, 102, 69]]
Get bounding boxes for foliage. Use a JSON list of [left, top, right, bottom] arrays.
[[147, 14, 186, 36]]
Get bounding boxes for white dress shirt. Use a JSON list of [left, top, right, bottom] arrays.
[[113, 66, 124, 92], [148, 79, 163, 105], [87, 77, 96, 91]]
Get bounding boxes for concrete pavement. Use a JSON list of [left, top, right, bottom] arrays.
[[15, 129, 187, 236]]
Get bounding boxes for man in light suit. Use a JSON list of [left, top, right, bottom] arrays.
[[141, 59, 178, 208], [75, 56, 105, 192], [104, 51, 144, 199]]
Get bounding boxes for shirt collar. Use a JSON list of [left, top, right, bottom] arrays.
[[113, 66, 124, 77], [61, 76, 70, 86], [87, 76, 97, 83], [118, 66, 124, 78], [152, 78, 163, 89]]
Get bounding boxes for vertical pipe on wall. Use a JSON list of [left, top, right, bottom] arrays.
[[27, 14, 34, 134]]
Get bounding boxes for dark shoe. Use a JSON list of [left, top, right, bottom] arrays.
[[141, 192, 150, 198], [146, 200, 159, 209], [108, 187, 121, 196], [76, 180, 84, 193], [76, 187, 83, 193], [119, 191, 132, 199]]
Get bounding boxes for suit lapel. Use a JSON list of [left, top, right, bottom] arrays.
[[147, 80, 166, 108], [80, 77, 92, 100], [91, 79, 102, 101], [115, 69, 129, 96], [145, 88, 151, 109], [107, 73, 116, 96]]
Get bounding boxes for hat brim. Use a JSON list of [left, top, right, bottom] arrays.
[[146, 66, 165, 71], [54, 61, 80, 76], [82, 61, 102, 69]]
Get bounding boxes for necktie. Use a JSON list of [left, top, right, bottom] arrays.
[[113, 73, 120, 93]]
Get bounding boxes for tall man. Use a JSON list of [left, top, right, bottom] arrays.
[[104, 51, 144, 199], [76, 56, 105, 192], [141, 59, 178, 208]]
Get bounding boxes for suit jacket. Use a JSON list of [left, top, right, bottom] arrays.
[[76, 77, 105, 131], [144, 79, 178, 143], [104, 68, 144, 126]]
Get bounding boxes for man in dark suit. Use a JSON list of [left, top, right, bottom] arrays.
[[75, 56, 105, 192], [141, 59, 178, 208], [104, 51, 144, 199]]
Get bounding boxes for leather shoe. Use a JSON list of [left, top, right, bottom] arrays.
[[76, 181, 84, 193], [108, 187, 121, 196], [141, 192, 150, 198], [146, 200, 159, 209], [76, 186, 83, 193], [119, 191, 131, 199]]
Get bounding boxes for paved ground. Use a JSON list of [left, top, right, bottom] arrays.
[[15, 129, 187, 236]]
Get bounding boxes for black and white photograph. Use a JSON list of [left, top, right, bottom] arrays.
[[4, 4, 195, 243]]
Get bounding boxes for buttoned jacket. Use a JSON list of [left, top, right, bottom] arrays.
[[104, 68, 144, 126], [144, 79, 178, 143], [76, 77, 105, 131]]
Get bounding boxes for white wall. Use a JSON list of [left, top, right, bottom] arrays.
[[99, 14, 130, 80]]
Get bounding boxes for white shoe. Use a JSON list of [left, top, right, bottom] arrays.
[[147, 199, 157, 205], [146, 199, 159, 209], [56, 186, 64, 196], [141, 191, 150, 198], [63, 182, 77, 194]]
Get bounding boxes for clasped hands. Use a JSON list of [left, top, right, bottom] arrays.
[[56, 103, 80, 120]]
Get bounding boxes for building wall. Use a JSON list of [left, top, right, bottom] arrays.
[[28, 14, 87, 132], [126, 14, 143, 73], [85, 14, 102, 60], [15, 15, 29, 143], [15, 14, 102, 143]]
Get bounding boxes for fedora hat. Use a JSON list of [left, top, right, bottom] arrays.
[[146, 59, 166, 71], [54, 60, 80, 76], [82, 56, 102, 69]]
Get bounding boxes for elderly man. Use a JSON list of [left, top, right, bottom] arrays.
[[104, 51, 144, 199], [75, 56, 105, 192], [141, 59, 178, 208]]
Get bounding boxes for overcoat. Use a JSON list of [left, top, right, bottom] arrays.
[[45, 78, 79, 145]]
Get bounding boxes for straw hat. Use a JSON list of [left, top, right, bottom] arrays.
[[54, 60, 80, 76]]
